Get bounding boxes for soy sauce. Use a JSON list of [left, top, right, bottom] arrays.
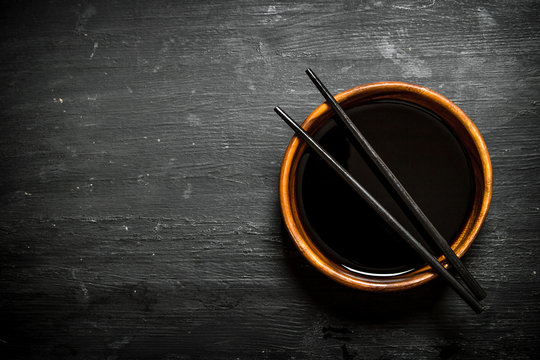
[[295, 100, 474, 277]]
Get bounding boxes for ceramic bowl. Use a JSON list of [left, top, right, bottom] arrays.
[[279, 82, 492, 291]]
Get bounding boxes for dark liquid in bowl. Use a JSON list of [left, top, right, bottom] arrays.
[[295, 100, 475, 276]]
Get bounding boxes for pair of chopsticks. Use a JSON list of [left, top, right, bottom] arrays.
[[274, 69, 486, 313]]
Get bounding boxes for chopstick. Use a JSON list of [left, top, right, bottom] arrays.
[[274, 106, 484, 313], [305, 68, 486, 301]]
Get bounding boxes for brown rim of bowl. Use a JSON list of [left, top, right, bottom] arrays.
[[279, 81, 493, 292]]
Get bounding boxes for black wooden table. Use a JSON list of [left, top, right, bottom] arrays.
[[1, 1, 539, 359]]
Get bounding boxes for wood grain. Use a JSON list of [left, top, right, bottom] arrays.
[[1, 0, 539, 359]]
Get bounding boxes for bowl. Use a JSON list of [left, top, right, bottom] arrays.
[[279, 82, 492, 291]]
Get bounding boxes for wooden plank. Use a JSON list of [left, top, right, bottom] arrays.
[[1, 0, 539, 358]]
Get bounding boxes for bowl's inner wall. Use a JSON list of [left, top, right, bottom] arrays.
[[293, 99, 476, 277]]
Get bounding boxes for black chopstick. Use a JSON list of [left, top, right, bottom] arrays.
[[274, 106, 484, 313], [305, 68, 487, 301]]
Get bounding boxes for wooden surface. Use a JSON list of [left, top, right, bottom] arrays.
[[1, 1, 539, 359]]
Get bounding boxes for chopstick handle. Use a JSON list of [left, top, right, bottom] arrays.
[[274, 106, 484, 313], [305, 68, 486, 301]]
